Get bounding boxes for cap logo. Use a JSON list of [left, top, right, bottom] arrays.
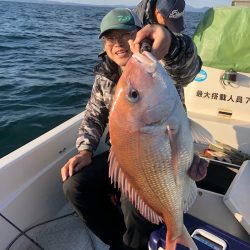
[[117, 15, 132, 22], [169, 9, 184, 19]]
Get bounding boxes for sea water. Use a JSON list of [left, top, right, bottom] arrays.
[[0, 1, 203, 158]]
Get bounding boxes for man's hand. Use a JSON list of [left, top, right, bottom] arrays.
[[61, 150, 92, 182], [188, 154, 209, 182], [129, 24, 172, 60]]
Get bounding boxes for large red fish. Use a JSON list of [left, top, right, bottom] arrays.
[[109, 52, 209, 250]]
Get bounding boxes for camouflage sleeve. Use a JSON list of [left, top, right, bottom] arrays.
[[76, 75, 112, 152], [161, 32, 202, 87]]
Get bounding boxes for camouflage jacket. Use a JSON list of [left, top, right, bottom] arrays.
[[76, 32, 202, 153], [134, 0, 159, 26]]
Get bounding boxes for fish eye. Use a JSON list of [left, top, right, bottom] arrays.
[[127, 88, 139, 103]]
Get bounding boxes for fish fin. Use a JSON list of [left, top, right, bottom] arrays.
[[189, 118, 215, 145], [166, 125, 178, 182], [108, 148, 120, 188], [109, 147, 163, 225], [183, 180, 197, 213], [177, 226, 198, 250], [165, 226, 198, 250], [136, 197, 163, 224]]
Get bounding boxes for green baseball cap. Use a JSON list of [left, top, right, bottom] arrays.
[[99, 8, 142, 39]]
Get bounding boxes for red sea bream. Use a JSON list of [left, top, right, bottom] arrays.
[[109, 52, 204, 250]]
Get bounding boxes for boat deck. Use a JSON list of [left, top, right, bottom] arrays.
[[7, 204, 109, 250]]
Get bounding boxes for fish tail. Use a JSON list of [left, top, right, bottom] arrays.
[[165, 226, 198, 250], [165, 237, 176, 250]]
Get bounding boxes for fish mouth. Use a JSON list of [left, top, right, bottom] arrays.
[[132, 52, 157, 75]]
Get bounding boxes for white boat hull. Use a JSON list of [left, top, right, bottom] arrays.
[[185, 66, 250, 155], [0, 113, 82, 249]]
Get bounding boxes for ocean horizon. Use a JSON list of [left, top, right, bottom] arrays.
[[1, 0, 209, 12], [0, 1, 203, 158]]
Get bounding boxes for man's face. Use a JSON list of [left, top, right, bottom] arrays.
[[103, 29, 136, 69]]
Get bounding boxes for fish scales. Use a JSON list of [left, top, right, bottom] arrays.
[[109, 52, 198, 250]]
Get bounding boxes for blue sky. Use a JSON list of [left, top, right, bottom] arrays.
[[53, 0, 232, 8]]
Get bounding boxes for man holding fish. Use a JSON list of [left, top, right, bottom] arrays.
[[61, 4, 209, 250]]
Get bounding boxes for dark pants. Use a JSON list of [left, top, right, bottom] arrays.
[[63, 151, 159, 250]]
